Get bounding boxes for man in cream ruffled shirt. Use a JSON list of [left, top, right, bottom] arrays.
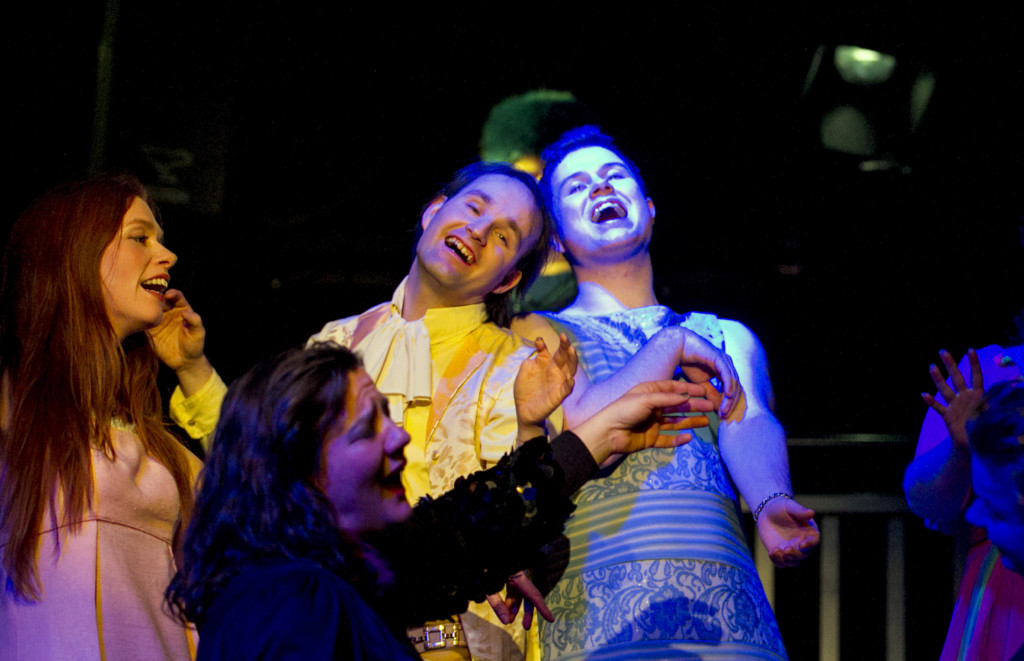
[[308, 162, 556, 502], [304, 162, 561, 661]]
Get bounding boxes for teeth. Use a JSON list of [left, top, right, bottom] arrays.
[[444, 237, 475, 264], [592, 200, 625, 222], [141, 278, 168, 293]]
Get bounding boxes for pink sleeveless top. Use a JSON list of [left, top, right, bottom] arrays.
[[0, 427, 198, 660]]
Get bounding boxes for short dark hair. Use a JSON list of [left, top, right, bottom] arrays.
[[413, 162, 552, 327], [967, 378, 1024, 496], [167, 343, 366, 626], [539, 125, 648, 224]]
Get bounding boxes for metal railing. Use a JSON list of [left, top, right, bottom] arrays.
[[746, 434, 930, 661]]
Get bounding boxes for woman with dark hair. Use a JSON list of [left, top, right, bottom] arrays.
[[0, 176, 209, 660], [168, 342, 710, 660]]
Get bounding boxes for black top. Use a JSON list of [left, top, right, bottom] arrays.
[[196, 432, 596, 660], [197, 561, 417, 660]]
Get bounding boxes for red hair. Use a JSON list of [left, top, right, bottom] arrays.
[[0, 175, 194, 599]]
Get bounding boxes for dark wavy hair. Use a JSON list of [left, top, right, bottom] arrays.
[[413, 162, 552, 327], [167, 343, 367, 626], [967, 378, 1024, 496], [539, 125, 648, 226]]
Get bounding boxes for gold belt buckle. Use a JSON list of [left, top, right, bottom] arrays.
[[408, 621, 467, 652]]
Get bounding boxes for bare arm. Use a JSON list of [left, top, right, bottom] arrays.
[[717, 320, 818, 567], [717, 320, 789, 503]]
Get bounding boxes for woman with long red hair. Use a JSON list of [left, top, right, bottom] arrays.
[[0, 176, 205, 660]]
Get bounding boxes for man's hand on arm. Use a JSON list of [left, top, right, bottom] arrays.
[[514, 334, 577, 442], [565, 325, 739, 428]]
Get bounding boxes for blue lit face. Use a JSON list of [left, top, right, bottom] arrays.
[[549, 146, 656, 267], [966, 450, 1024, 575]]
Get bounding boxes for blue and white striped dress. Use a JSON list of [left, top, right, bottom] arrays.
[[540, 306, 787, 660]]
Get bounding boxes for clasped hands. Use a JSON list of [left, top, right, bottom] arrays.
[[660, 325, 742, 418]]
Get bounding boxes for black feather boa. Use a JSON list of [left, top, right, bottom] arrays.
[[364, 436, 576, 629]]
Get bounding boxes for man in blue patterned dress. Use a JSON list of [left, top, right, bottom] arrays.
[[513, 126, 819, 660]]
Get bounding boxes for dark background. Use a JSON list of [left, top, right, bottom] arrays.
[[4, 5, 1022, 657], [7, 5, 1022, 437]]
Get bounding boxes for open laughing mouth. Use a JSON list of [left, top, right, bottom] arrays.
[[444, 236, 476, 264], [591, 200, 627, 223], [381, 467, 405, 497], [141, 277, 169, 295]]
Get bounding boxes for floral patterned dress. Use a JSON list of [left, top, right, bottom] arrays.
[[540, 307, 787, 660]]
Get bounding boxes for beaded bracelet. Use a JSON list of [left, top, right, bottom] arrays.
[[753, 492, 791, 523]]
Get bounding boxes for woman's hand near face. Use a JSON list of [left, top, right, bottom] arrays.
[[148, 289, 214, 397]]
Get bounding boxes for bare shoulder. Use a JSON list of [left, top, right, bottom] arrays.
[[719, 319, 767, 363], [719, 318, 774, 409], [511, 312, 561, 348]]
